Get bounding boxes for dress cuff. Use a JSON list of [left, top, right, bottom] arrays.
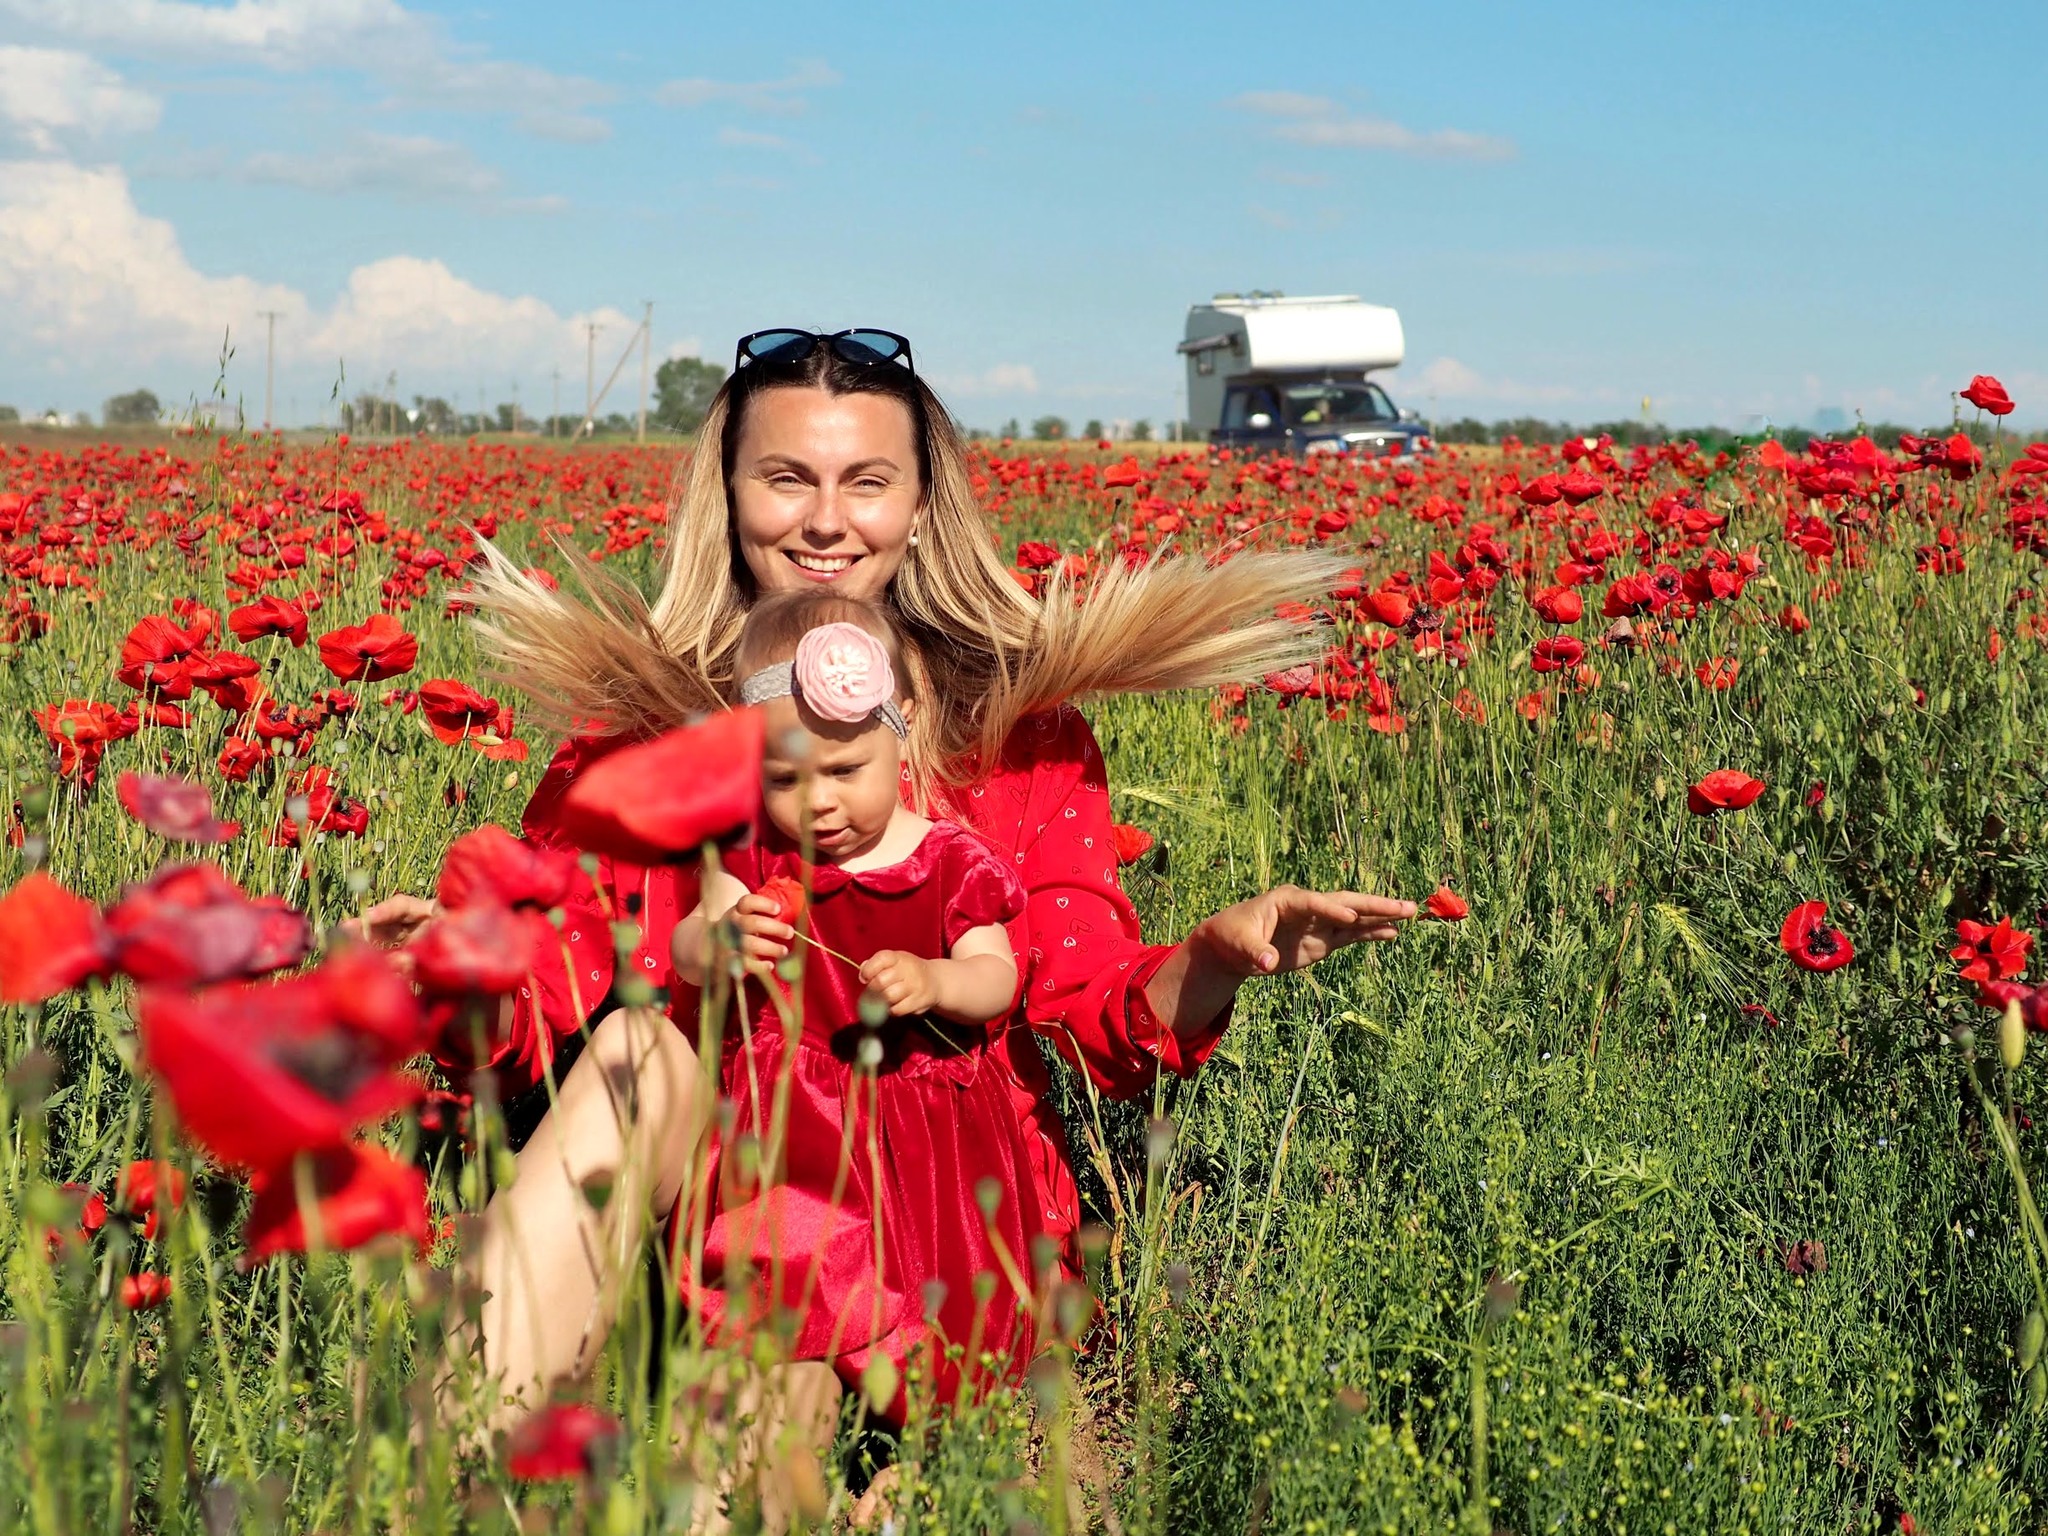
[[1120, 944, 1234, 1078]]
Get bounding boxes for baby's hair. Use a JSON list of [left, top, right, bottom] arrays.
[[734, 589, 909, 698]]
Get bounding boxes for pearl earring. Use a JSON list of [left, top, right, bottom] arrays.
[[908, 529, 920, 546]]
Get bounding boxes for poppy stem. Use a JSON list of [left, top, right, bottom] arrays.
[[791, 927, 862, 972]]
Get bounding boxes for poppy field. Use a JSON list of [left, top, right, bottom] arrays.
[[2, 400, 2048, 1533]]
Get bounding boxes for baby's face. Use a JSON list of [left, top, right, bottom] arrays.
[[758, 694, 904, 859]]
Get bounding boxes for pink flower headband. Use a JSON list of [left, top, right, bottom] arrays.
[[738, 621, 908, 739]]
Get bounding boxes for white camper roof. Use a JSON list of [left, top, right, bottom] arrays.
[[1182, 294, 1405, 374]]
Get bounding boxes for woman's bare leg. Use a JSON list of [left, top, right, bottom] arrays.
[[679, 1362, 844, 1534], [448, 1005, 712, 1433]]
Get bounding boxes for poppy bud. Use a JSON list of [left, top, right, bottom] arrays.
[[2029, 1363, 2048, 1413], [2020, 1308, 2045, 1373], [860, 1353, 899, 1414], [2002, 998, 2028, 1071]]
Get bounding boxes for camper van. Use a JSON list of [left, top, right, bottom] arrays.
[[1180, 293, 1429, 459]]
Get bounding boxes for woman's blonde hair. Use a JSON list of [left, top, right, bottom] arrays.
[[466, 345, 1345, 795]]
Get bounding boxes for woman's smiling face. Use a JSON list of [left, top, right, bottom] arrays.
[[731, 385, 921, 602]]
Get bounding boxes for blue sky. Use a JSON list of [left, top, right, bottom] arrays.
[[0, 0, 2042, 431]]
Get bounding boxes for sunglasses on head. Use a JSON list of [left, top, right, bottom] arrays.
[[734, 327, 914, 375]]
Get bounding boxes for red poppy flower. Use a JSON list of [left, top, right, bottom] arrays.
[[555, 710, 766, 865], [244, 1142, 430, 1260], [1951, 916, 2034, 985], [316, 614, 419, 683], [116, 615, 202, 699], [116, 772, 239, 844], [1264, 663, 1316, 697], [1529, 585, 1584, 625], [136, 952, 426, 1169], [115, 1158, 187, 1241], [0, 871, 112, 1002], [436, 824, 579, 912], [1424, 886, 1470, 921], [1960, 375, 2015, 416], [756, 874, 807, 927], [229, 595, 309, 647], [34, 699, 139, 781], [1804, 781, 1826, 809], [1530, 637, 1585, 673], [417, 679, 502, 745], [1558, 470, 1606, 505], [409, 903, 535, 998], [1016, 541, 1060, 571], [102, 863, 311, 987], [120, 1273, 173, 1311], [1686, 770, 1767, 815], [506, 1403, 623, 1480], [218, 737, 270, 781], [1361, 588, 1414, 628], [1780, 901, 1854, 973], [274, 765, 370, 844], [1695, 656, 1740, 690], [1109, 823, 1156, 866], [189, 650, 264, 710]]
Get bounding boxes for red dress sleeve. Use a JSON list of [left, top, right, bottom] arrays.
[[974, 707, 1231, 1100], [939, 831, 1029, 950]]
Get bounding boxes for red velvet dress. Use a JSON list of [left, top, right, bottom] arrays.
[[672, 820, 1036, 1413], [498, 706, 1233, 1399]]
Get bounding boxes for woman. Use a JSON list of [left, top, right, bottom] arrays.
[[368, 326, 1413, 1458]]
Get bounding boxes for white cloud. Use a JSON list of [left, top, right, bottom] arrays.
[[0, 158, 306, 359], [655, 59, 838, 115], [0, 46, 160, 151], [715, 126, 797, 152], [1232, 91, 1515, 161], [240, 133, 500, 197], [0, 0, 613, 134], [0, 158, 634, 395], [935, 363, 1039, 397]]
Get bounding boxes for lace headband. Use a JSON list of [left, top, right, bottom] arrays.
[[738, 621, 909, 740]]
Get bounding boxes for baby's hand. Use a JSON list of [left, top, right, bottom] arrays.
[[724, 891, 794, 974], [859, 950, 937, 1016]]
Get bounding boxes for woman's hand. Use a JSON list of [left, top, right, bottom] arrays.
[[1192, 886, 1415, 978], [351, 892, 440, 962], [1145, 886, 1414, 1041], [859, 950, 937, 1016]]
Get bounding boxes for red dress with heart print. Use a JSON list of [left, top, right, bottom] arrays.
[[492, 705, 1233, 1404]]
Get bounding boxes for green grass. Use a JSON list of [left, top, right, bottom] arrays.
[[1, 434, 2045, 1532]]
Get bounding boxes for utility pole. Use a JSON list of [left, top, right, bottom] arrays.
[[551, 366, 561, 438], [386, 370, 397, 438], [584, 321, 601, 437], [259, 310, 281, 431], [636, 300, 653, 443]]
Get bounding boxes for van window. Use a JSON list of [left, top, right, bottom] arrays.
[[1281, 382, 1395, 425], [1223, 386, 1281, 430]]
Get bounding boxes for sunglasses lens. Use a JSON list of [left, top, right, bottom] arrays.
[[836, 330, 908, 366], [742, 330, 818, 366]]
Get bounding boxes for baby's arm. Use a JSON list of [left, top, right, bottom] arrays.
[[858, 922, 1018, 1027], [670, 870, 791, 986]]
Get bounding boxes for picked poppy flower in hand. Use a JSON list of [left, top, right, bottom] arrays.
[[756, 874, 807, 927], [1780, 901, 1854, 973]]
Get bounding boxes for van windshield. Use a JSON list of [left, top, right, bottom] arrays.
[[1282, 382, 1397, 426]]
